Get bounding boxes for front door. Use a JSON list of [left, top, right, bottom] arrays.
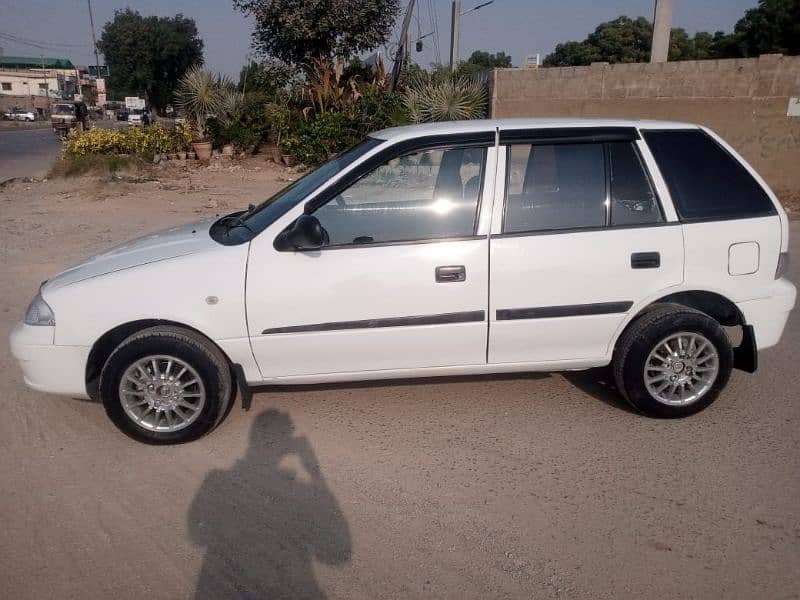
[[488, 131, 684, 364], [247, 141, 496, 379]]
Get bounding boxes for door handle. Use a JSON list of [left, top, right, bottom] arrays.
[[631, 252, 661, 269], [436, 265, 466, 283]]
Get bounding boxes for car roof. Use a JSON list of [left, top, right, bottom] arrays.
[[372, 118, 699, 142]]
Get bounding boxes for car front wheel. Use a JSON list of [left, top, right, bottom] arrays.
[[100, 326, 234, 444], [613, 304, 733, 417]]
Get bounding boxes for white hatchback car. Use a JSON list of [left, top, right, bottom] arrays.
[[10, 119, 796, 444]]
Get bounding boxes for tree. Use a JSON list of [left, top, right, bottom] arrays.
[[232, 0, 400, 68], [734, 0, 800, 56], [543, 17, 652, 66], [455, 50, 513, 77], [98, 9, 203, 112]]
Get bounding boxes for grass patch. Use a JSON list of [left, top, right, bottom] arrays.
[[49, 154, 153, 179]]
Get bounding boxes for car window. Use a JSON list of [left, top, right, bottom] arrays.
[[608, 142, 663, 226], [642, 129, 775, 221], [504, 143, 606, 233], [313, 146, 487, 246]]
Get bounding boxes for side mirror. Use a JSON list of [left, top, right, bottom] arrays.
[[274, 215, 329, 251]]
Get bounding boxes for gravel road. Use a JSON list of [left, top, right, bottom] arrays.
[[1, 166, 798, 599]]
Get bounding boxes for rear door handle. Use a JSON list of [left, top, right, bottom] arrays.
[[436, 265, 466, 283], [631, 252, 661, 269]]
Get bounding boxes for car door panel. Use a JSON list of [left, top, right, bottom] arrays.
[[246, 141, 497, 380], [489, 226, 684, 363]]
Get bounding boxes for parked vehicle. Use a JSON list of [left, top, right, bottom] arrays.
[[51, 101, 89, 137], [116, 109, 129, 121], [127, 109, 150, 126], [4, 109, 36, 121], [10, 119, 796, 444]]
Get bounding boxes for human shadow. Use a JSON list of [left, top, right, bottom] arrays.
[[189, 409, 351, 599]]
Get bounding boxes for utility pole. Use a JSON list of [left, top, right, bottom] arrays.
[[449, 0, 461, 71], [390, 0, 416, 92], [650, 0, 673, 63], [87, 0, 101, 82]]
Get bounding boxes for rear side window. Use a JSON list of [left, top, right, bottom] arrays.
[[608, 142, 662, 226], [504, 143, 606, 233], [642, 130, 775, 221]]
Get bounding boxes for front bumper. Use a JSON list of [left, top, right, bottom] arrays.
[[9, 322, 90, 398], [737, 278, 797, 350]]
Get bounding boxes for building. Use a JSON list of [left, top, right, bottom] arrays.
[[0, 56, 81, 116]]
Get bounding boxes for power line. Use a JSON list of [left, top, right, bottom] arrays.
[[0, 31, 90, 51]]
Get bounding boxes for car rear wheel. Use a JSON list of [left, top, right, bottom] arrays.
[[612, 304, 733, 417], [100, 326, 233, 444]]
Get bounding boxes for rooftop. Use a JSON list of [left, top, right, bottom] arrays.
[[373, 118, 699, 141], [0, 56, 76, 70]]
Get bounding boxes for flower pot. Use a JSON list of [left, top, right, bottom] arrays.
[[221, 144, 234, 156], [282, 154, 296, 167], [177, 151, 187, 160], [192, 141, 212, 161]]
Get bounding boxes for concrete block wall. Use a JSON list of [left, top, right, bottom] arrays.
[[490, 55, 800, 202]]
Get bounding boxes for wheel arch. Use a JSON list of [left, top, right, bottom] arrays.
[[610, 289, 754, 372], [85, 319, 231, 401]]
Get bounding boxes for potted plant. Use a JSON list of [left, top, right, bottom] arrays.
[[175, 66, 225, 161]]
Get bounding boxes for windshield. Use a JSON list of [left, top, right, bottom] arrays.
[[52, 105, 75, 115]]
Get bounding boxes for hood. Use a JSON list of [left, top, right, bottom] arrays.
[[45, 219, 219, 291]]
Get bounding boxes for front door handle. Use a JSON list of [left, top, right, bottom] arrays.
[[631, 252, 661, 269], [436, 265, 466, 283]]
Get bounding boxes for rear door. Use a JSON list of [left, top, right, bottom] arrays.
[[247, 136, 497, 379], [488, 127, 684, 364]]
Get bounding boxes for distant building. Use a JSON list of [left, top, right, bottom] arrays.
[[0, 56, 82, 116]]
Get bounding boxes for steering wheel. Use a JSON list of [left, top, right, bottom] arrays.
[[334, 194, 346, 208]]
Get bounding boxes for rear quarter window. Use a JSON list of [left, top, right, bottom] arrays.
[[642, 129, 775, 222]]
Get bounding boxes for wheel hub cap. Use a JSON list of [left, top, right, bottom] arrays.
[[119, 355, 206, 432], [644, 332, 720, 406]]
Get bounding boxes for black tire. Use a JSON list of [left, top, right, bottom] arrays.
[[612, 304, 733, 418], [100, 326, 234, 444]]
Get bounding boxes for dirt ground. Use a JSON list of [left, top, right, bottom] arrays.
[[1, 159, 799, 599]]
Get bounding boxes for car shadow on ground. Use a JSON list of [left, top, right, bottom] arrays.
[[188, 409, 352, 599]]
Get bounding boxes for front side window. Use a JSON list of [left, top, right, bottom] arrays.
[[504, 143, 606, 233], [313, 146, 487, 246], [642, 129, 775, 221]]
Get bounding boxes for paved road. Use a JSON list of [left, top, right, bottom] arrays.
[[0, 178, 797, 600], [0, 127, 61, 183], [0, 121, 129, 183]]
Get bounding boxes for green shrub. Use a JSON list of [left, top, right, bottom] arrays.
[[63, 125, 187, 159]]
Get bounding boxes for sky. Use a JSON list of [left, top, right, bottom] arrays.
[[0, 0, 759, 78]]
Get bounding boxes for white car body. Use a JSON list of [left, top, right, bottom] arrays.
[[7, 110, 35, 121], [10, 118, 796, 404]]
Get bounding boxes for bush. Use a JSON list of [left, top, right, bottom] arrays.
[[282, 112, 362, 165], [63, 125, 189, 159], [49, 154, 150, 178]]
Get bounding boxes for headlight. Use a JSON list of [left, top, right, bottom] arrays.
[[24, 291, 55, 326]]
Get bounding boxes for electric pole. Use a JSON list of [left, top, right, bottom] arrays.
[[650, 0, 673, 63], [449, 0, 461, 71], [390, 0, 416, 92], [87, 0, 101, 81]]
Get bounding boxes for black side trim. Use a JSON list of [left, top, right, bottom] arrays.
[[499, 126, 640, 145], [262, 310, 485, 335], [496, 301, 633, 321]]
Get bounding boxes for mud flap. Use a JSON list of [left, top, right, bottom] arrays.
[[733, 325, 758, 373], [232, 364, 253, 411]]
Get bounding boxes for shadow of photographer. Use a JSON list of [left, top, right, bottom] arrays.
[[189, 409, 351, 599]]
